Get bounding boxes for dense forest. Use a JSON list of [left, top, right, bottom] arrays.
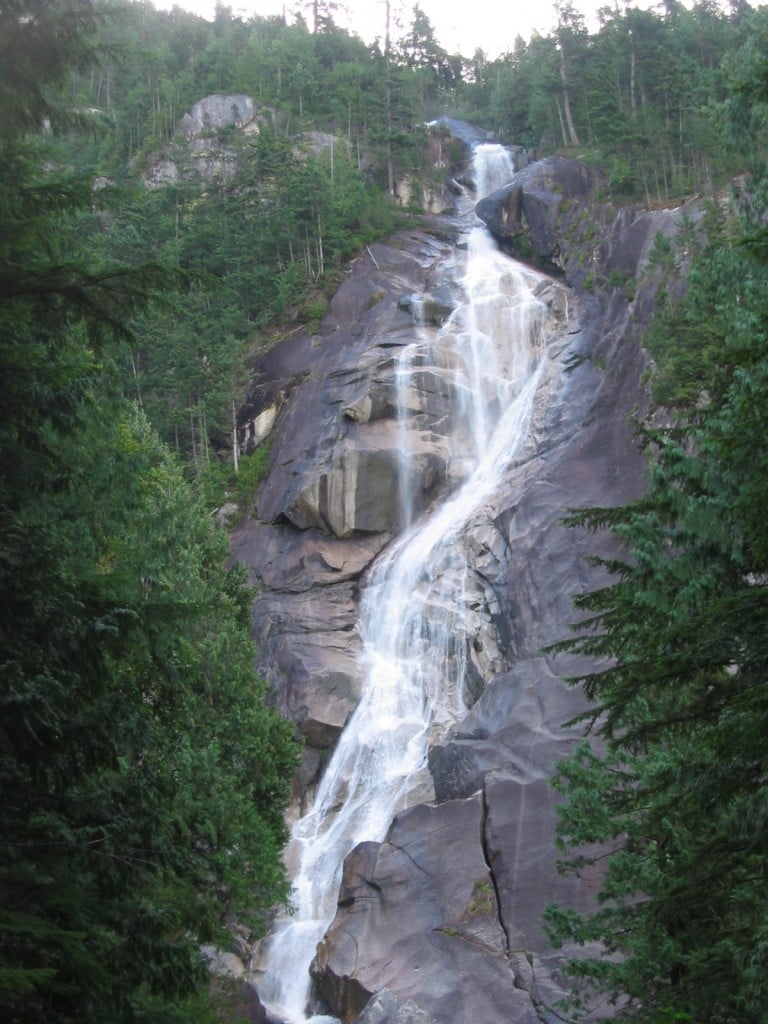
[[52, 0, 758, 473], [2, 0, 768, 1021]]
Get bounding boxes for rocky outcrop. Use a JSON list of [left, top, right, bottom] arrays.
[[311, 797, 537, 1024], [475, 154, 693, 303], [211, 979, 268, 1024], [180, 94, 258, 138], [143, 93, 271, 188], [140, 96, 464, 209], [234, 138, 696, 1021], [232, 229, 460, 779], [475, 155, 596, 262], [355, 989, 440, 1024]]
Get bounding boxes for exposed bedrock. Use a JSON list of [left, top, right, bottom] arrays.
[[231, 148, 698, 1021], [232, 230, 463, 782], [475, 154, 691, 301], [310, 797, 537, 1024]]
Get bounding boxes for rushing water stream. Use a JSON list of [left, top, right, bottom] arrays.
[[257, 144, 555, 1023]]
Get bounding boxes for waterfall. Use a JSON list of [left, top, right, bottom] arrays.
[[257, 143, 550, 1023]]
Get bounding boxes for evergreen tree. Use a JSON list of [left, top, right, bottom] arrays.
[[544, 14, 768, 1021], [0, 4, 297, 1021]]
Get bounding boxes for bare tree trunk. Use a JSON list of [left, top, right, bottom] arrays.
[[190, 409, 198, 469], [129, 352, 143, 409], [317, 212, 325, 276], [305, 227, 312, 275], [555, 95, 568, 149], [559, 47, 581, 147], [385, 0, 395, 196], [629, 46, 637, 119], [201, 406, 210, 471], [232, 399, 239, 476]]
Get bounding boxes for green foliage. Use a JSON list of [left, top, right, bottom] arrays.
[[0, 0, 106, 137], [454, 0, 751, 202], [12, 5, 768, 1022], [37, 0, 760, 477], [544, 26, 768, 1022], [1, 399, 298, 1023], [200, 446, 272, 520], [0, 5, 298, 1021], [79, 120, 397, 467], [642, 205, 740, 407]]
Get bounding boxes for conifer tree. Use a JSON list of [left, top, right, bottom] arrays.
[[0, 4, 297, 1021], [544, 13, 768, 1021]]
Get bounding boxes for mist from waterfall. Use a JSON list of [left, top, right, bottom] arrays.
[[257, 142, 549, 1024]]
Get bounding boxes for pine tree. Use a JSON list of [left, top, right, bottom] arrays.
[[544, 15, 768, 1021], [0, 4, 297, 1021]]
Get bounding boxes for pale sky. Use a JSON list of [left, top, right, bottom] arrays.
[[150, 0, 640, 59]]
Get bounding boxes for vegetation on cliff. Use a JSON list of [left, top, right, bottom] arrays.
[[544, 16, 768, 1023], [4, 0, 768, 1021], [53, 0, 759, 472]]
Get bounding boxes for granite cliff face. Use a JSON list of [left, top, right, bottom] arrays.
[[229, 130, 691, 1024]]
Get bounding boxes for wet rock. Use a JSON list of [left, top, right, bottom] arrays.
[[232, 231, 463, 775], [249, 234, 456, 539], [476, 156, 597, 263], [288, 448, 401, 537], [240, 144, 695, 1022], [311, 797, 537, 1024], [397, 286, 456, 325], [356, 988, 440, 1024], [210, 978, 268, 1024]]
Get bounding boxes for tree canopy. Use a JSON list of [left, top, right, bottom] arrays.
[[0, 4, 297, 1021], [543, 14, 768, 1023], [35, 0, 759, 472]]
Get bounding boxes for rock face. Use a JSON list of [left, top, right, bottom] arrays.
[[312, 797, 537, 1024], [142, 93, 420, 201], [233, 141, 693, 1021], [144, 93, 269, 188], [475, 154, 690, 301], [180, 94, 258, 138], [475, 155, 597, 263]]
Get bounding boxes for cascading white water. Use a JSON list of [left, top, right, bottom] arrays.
[[257, 143, 552, 1023]]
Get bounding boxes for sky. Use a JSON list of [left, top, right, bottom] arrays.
[[150, 0, 631, 60]]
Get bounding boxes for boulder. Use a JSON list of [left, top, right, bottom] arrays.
[[311, 797, 538, 1024], [141, 94, 271, 189], [180, 94, 257, 138], [476, 156, 597, 262], [210, 978, 268, 1024], [356, 989, 440, 1024]]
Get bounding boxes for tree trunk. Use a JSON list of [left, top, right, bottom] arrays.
[[232, 399, 239, 476], [385, 0, 395, 196], [559, 47, 581, 147], [630, 46, 637, 119], [129, 352, 143, 409], [554, 95, 568, 149]]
